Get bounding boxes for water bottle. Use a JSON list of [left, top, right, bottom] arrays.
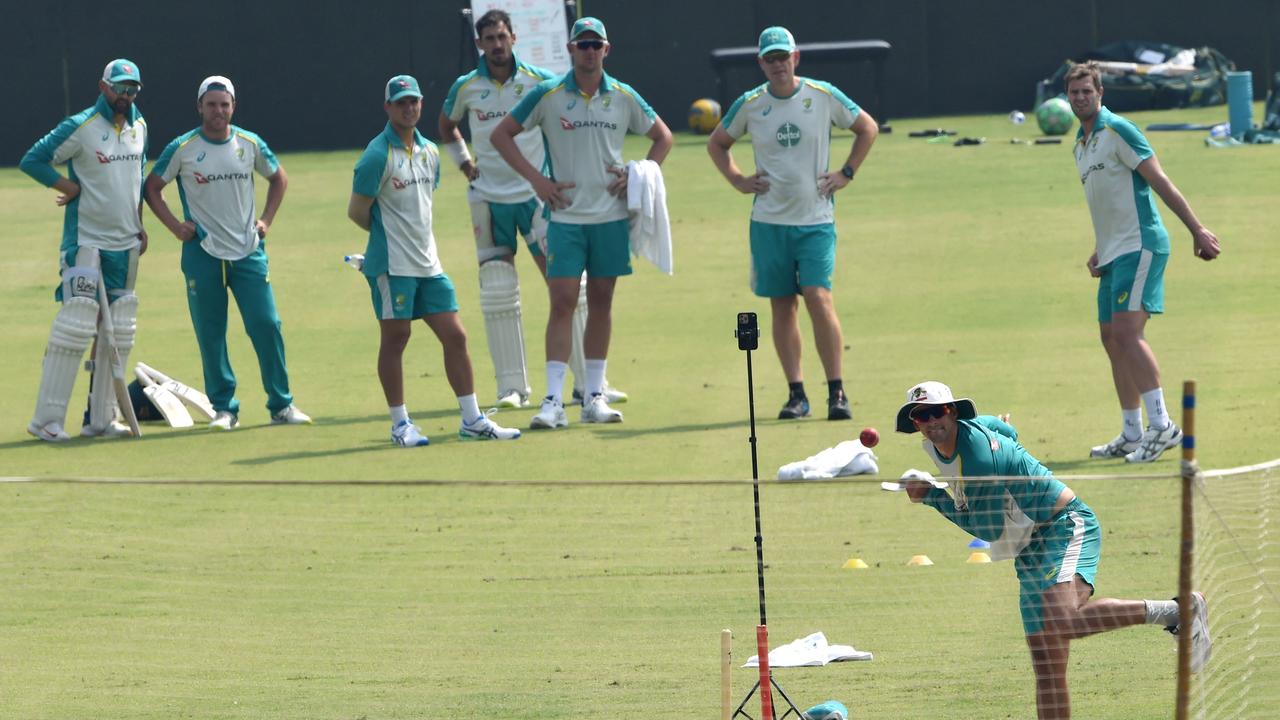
[[343, 253, 364, 271]]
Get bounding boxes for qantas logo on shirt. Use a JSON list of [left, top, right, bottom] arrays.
[[1080, 162, 1104, 183], [390, 176, 429, 190], [475, 108, 507, 121], [559, 117, 617, 131], [192, 171, 251, 184], [95, 150, 142, 164]]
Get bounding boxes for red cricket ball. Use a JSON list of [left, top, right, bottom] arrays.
[[859, 427, 880, 448]]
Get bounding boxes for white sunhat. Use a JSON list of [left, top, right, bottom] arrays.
[[198, 75, 236, 100], [894, 380, 977, 434]]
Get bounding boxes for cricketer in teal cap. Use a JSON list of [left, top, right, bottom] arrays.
[[757, 26, 797, 57], [385, 74, 422, 102], [102, 58, 142, 85], [569, 16, 607, 41]]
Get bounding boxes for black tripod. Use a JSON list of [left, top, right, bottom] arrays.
[[733, 312, 805, 720]]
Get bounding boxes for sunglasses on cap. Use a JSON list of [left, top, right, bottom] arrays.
[[909, 404, 952, 423], [573, 39, 605, 51], [110, 82, 140, 97]]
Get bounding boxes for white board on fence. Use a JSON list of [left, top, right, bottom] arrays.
[[470, 0, 571, 75]]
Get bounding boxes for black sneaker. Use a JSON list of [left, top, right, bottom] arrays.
[[827, 392, 852, 421], [778, 396, 810, 419]]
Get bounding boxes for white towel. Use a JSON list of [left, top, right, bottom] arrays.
[[626, 159, 673, 274], [777, 440, 878, 481], [743, 631, 873, 667]]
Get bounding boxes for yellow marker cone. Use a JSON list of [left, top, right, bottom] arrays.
[[842, 558, 869, 569], [907, 554, 934, 566], [966, 551, 992, 564]]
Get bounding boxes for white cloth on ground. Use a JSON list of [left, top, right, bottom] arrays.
[[626, 159, 672, 275], [743, 631, 873, 667], [777, 440, 878, 481]]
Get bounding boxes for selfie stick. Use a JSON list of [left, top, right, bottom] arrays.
[[732, 312, 803, 720]]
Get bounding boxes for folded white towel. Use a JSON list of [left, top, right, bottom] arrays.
[[777, 440, 878, 481], [743, 631, 873, 667]]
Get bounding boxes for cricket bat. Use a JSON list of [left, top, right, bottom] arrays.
[[134, 367, 194, 428], [95, 276, 141, 438], [136, 361, 216, 421]]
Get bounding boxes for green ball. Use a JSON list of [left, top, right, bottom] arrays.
[[1036, 97, 1074, 136]]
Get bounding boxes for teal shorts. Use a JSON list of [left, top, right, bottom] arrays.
[[1015, 498, 1100, 635], [749, 221, 836, 297], [368, 273, 458, 320], [55, 246, 134, 302], [545, 218, 631, 278], [491, 198, 546, 258], [1097, 249, 1166, 323]]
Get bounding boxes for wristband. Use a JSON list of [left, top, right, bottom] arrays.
[[444, 140, 472, 169]]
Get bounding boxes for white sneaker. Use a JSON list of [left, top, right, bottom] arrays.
[[391, 419, 430, 447], [571, 384, 629, 406], [270, 405, 312, 425], [460, 410, 522, 441], [1089, 432, 1141, 458], [530, 397, 568, 430], [209, 411, 239, 431], [27, 420, 71, 442], [81, 419, 133, 438], [581, 393, 623, 423], [1166, 591, 1212, 673], [496, 390, 530, 409], [1125, 423, 1182, 463]]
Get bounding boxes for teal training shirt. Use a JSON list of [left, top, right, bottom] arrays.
[[921, 416, 1068, 541]]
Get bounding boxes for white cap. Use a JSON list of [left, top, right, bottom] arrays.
[[198, 75, 235, 100], [895, 381, 977, 434]]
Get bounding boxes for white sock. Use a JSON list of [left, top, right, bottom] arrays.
[[545, 361, 568, 404], [1122, 407, 1143, 440], [458, 394, 482, 425], [1141, 388, 1171, 430], [389, 404, 409, 425], [1144, 599, 1179, 626], [585, 359, 606, 397]]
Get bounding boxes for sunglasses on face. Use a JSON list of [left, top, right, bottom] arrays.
[[574, 39, 605, 51], [110, 82, 140, 97], [910, 404, 951, 423]]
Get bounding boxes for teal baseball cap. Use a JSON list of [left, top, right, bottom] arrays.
[[102, 58, 141, 85], [758, 26, 796, 57], [385, 75, 422, 102], [569, 16, 607, 41]]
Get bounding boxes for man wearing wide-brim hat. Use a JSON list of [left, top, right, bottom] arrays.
[[894, 379, 1212, 718]]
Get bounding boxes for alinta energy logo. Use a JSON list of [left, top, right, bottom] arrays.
[[95, 150, 142, 164], [559, 116, 617, 131], [776, 122, 801, 147], [193, 170, 251, 184]]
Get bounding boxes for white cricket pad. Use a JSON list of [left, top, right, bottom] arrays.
[[86, 293, 137, 433], [568, 275, 588, 388], [136, 361, 216, 421], [31, 295, 98, 429], [470, 195, 510, 263], [478, 260, 529, 400]]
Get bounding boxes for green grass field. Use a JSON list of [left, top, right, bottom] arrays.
[[1, 103, 1276, 718]]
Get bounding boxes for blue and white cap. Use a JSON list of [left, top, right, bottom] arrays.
[[569, 17, 607, 41], [198, 75, 236, 100], [802, 700, 848, 720], [385, 75, 422, 102], [102, 58, 141, 85], [758, 26, 796, 57]]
